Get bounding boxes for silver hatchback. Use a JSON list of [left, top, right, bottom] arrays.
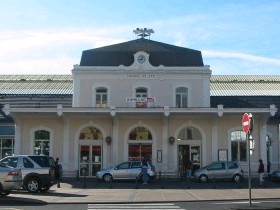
[[194, 161, 244, 183], [0, 164, 22, 197], [96, 161, 156, 182]]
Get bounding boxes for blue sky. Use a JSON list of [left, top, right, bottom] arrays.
[[0, 0, 279, 75]]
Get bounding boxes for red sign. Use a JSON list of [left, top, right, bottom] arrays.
[[242, 113, 250, 134]]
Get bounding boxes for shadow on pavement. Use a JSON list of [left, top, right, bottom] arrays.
[[60, 177, 280, 190]]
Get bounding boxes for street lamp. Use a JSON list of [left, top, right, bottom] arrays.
[[266, 135, 273, 174]]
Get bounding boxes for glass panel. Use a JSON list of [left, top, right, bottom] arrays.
[[129, 127, 152, 140], [79, 126, 103, 140], [80, 146, 89, 176], [128, 145, 140, 161], [35, 130, 50, 140], [92, 146, 101, 176], [240, 141, 247, 161], [141, 145, 152, 162], [231, 141, 238, 161]]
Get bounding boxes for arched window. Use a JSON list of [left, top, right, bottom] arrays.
[[231, 130, 247, 161], [79, 126, 103, 140], [34, 130, 50, 156], [129, 126, 152, 140], [128, 126, 152, 161], [176, 87, 188, 108], [96, 87, 108, 108], [178, 126, 201, 140]]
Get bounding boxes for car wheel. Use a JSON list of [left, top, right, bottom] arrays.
[[26, 177, 41, 193], [1, 190, 10, 197], [103, 174, 113, 182], [233, 174, 241, 183], [40, 186, 51, 192], [199, 174, 208, 183]]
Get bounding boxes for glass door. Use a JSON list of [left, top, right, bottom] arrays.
[[79, 145, 102, 177]]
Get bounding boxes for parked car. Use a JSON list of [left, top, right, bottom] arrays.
[[0, 155, 58, 193], [194, 161, 244, 183], [0, 163, 22, 197], [268, 170, 280, 182], [96, 161, 156, 182]]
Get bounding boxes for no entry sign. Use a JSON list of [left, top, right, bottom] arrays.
[[242, 113, 250, 134]]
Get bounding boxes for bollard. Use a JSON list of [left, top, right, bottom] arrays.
[[109, 178, 113, 189], [82, 176, 86, 188], [213, 177, 216, 189], [76, 170, 79, 180], [135, 176, 139, 189], [161, 172, 165, 189]]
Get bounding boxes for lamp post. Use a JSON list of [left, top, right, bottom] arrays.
[[266, 135, 272, 174]]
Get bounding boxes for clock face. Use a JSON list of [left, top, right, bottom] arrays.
[[137, 55, 146, 64]]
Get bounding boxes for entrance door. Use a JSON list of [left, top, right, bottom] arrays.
[[79, 145, 102, 177], [178, 145, 190, 178], [178, 145, 201, 177]]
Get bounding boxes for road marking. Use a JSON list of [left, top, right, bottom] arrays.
[[88, 203, 183, 209], [212, 200, 280, 205]]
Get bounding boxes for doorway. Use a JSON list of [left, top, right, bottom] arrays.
[[178, 144, 201, 177], [79, 145, 102, 177]]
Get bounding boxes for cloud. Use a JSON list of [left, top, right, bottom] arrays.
[[203, 50, 280, 66]]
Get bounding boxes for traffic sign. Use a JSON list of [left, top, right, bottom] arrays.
[[242, 113, 250, 134]]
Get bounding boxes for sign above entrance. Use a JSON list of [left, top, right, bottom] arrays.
[[242, 113, 253, 134], [126, 97, 156, 108]]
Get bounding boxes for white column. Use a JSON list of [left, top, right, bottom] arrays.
[[14, 119, 21, 155], [259, 116, 267, 163], [162, 116, 169, 172], [211, 117, 218, 162], [62, 116, 70, 171], [112, 117, 118, 166]]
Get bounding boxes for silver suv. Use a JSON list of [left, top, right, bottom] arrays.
[[0, 155, 56, 193], [96, 161, 156, 182], [194, 161, 244, 183]]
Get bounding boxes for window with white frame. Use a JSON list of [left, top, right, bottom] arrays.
[[0, 125, 15, 158], [135, 87, 148, 108], [34, 130, 50, 156], [231, 130, 247, 161], [96, 87, 108, 108], [175, 87, 188, 108]]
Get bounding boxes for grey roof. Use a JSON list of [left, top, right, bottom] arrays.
[[80, 38, 204, 67], [210, 75, 280, 96], [0, 75, 73, 95], [1, 75, 279, 96]]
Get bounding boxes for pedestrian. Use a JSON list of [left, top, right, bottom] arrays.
[[55, 158, 62, 188], [141, 156, 149, 184], [186, 161, 193, 179], [258, 159, 265, 186]]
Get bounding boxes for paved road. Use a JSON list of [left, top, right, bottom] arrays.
[[1, 177, 280, 207]]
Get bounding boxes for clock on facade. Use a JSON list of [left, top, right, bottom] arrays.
[[137, 55, 146, 64]]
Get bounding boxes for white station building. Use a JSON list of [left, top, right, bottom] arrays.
[[0, 30, 279, 178]]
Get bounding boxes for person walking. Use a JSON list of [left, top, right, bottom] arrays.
[[186, 161, 193, 179], [141, 156, 149, 184], [258, 159, 265, 186]]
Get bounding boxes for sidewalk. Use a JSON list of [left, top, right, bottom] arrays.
[[9, 178, 280, 204]]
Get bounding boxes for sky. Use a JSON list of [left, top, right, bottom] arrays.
[[0, 0, 279, 75]]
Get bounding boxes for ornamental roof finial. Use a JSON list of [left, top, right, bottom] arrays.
[[133, 28, 154, 39]]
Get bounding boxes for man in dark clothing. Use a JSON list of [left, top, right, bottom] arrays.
[[258, 159, 265, 186], [141, 156, 149, 184]]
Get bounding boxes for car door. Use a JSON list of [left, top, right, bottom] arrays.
[[112, 162, 131, 179], [130, 161, 142, 179], [207, 162, 226, 179]]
